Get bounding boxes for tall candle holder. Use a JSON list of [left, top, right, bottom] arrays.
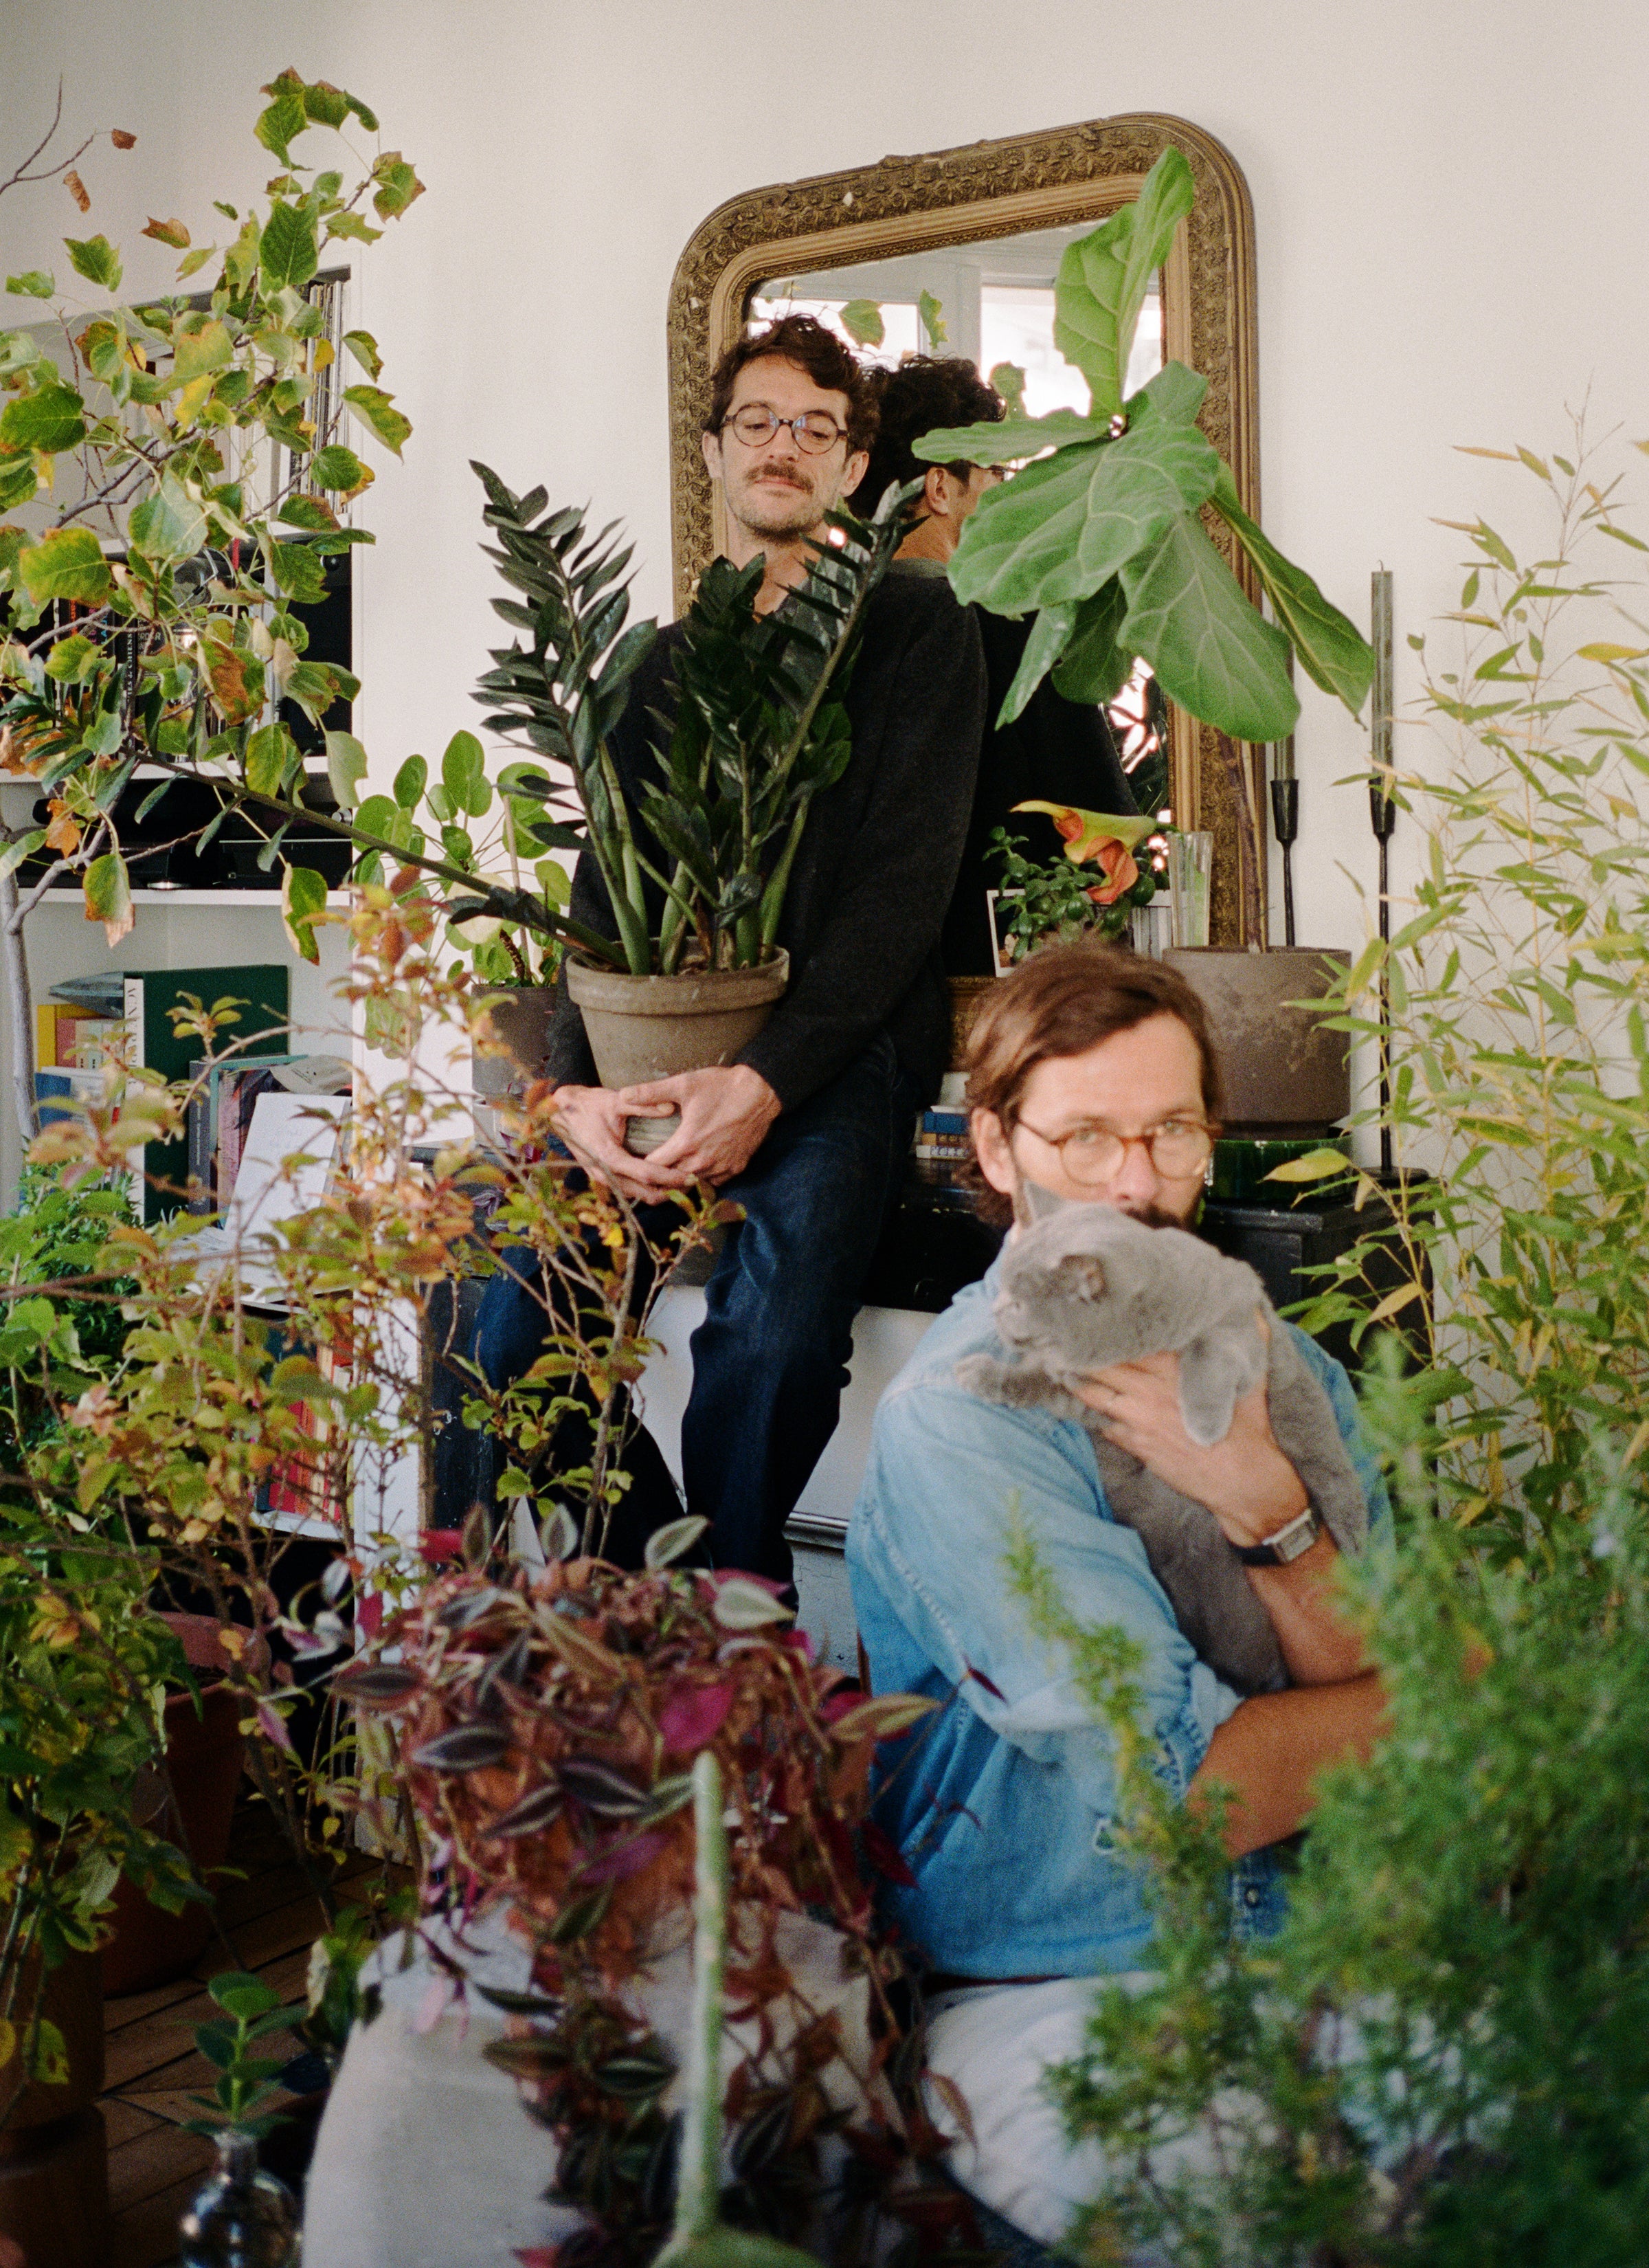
[[1269, 734, 1298, 946], [1370, 570, 1395, 1177]]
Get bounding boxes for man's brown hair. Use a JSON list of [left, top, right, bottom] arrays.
[[705, 314, 878, 455], [853, 355, 1005, 517], [963, 944, 1224, 1222]]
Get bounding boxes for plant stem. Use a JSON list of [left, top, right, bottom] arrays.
[[0, 868, 35, 1152], [671, 1749, 728, 2245]]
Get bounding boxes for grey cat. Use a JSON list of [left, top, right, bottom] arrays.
[[957, 1190, 1367, 1695]]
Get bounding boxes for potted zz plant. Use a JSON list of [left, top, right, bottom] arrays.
[[914, 143, 1373, 1133], [404, 467, 911, 1149]]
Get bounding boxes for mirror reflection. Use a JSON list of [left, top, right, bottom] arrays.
[[754, 224, 1162, 419]]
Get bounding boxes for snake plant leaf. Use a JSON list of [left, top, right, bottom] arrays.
[[1120, 512, 1300, 743], [1052, 145, 1196, 419], [947, 412, 1219, 614], [997, 602, 1077, 724], [911, 405, 1113, 469], [1051, 578, 1133, 707], [1209, 465, 1376, 717]]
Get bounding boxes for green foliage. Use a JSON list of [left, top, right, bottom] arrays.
[[985, 823, 1154, 962], [1013, 1368, 1649, 2267], [0, 1166, 134, 1460], [466, 469, 912, 977], [0, 1492, 193, 2126], [183, 1970, 295, 2138], [1284, 434, 1649, 1548], [912, 148, 1373, 740], [0, 74, 421, 955]]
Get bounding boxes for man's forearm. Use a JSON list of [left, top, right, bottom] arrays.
[[1189, 1672, 1389, 1858], [1245, 1530, 1370, 1685]]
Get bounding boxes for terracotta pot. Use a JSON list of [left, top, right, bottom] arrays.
[[1162, 946, 1351, 1133], [565, 952, 789, 1154], [0, 1952, 107, 2268], [103, 1613, 270, 1998]]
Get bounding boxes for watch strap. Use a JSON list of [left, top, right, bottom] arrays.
[[1234, 1504, 1321, 1567]]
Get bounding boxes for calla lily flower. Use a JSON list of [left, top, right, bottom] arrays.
[[1011, 800, 1156, 863], [1084, 839, 1141, 905]]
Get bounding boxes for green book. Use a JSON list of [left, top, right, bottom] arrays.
[[121, 966, 291, 1221]]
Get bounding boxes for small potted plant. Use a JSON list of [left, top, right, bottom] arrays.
[[984, 801, 1158, 969]]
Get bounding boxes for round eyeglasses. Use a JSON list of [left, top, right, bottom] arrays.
[[722, 405, 848, 454], [1012, 1115, 1216, 1185]]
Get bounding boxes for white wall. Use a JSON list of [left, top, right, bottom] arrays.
[[4, 0, 1648, 1142]]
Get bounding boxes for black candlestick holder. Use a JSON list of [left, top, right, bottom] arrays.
[[1269, 776, 1299, 946]]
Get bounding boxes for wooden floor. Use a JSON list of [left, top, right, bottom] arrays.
[[101, 1806, 379, 2268]]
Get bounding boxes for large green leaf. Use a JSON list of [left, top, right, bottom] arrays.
[[1119, 513, 1300, 742], [0, 382, 87, 456], [1052, 146, 1195, 419], [441, 729, 491, 817], [325, 730, 368, 810], [947, 414, 1219, 614], [83, 850, 133, 944], [1051, 578, 1134, 706], [259, 201, 319, 293], [912, 407, 1112, 469], [1209, 465, 1376, 718], [1124, 359, 1209, 431], [245, 722, 297, 797], [171, 314, 233, 386], [63, 234, 122, 291], [20, 526, 113, 605], [127, 473, 207, 566], [996, 602, 1076, 724], [344, 384, 411, 456], [282, 864, 328, 964]]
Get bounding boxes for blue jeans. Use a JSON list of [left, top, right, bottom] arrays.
[[472, 1037, 921, 1583]]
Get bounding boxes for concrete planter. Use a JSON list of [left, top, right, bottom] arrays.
[[1162, 946, 1350, 1132], [565, 953, 789, 1154]]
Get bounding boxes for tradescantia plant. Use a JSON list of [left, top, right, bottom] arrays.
[[461, 467, 914, 975], [911, 146, 1375, 746]]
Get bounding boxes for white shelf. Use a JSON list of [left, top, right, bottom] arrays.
[[36, 889, 349, 907]]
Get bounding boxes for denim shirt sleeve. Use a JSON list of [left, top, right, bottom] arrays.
[[851, 1373, 1242, 1821]]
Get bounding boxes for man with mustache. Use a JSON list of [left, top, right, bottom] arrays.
[[478, 315, 987, 1584], [846, 942, 1390, 2248]]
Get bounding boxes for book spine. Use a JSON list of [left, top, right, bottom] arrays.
[[34, 1003, 56, 1074], [122, 977, 147, 1219], [186, 1058, 212, 1215]]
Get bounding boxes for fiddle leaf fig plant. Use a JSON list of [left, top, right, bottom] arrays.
[[912, 145, 1376, 744]]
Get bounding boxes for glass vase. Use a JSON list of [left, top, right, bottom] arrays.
[[179, 2128, 301, 2267]]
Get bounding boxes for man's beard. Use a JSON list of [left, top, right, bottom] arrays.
[[732, 467, 823, 539]]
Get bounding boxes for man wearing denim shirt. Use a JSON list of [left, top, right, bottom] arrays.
[[845, 943, 1391, 2246]]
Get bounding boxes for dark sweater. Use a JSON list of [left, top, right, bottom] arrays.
[[940, 586, 1138, 977], [542, 562, 987, 1112]]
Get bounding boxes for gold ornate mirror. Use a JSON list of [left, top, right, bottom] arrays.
[[668, 113, 1261, 944]]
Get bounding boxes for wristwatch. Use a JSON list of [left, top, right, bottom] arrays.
[[1234, 1504, 1321, 1567]]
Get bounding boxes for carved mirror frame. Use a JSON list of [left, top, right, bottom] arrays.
[[668, 113, 1263, 944]]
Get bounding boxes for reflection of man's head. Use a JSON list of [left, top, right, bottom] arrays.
[[702, 315, 875, 546], [965, 944, 1222, 1233], [853, 355, 1006, 551]]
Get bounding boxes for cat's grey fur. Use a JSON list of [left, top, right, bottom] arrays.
[[956, 1190, 1367, 1695]]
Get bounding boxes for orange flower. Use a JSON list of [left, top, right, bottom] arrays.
[[1084, 840, 1140, 904], [1011, 799, 1154, 863]]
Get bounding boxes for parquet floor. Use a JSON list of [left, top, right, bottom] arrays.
[[101, 1807, 381, 2268]]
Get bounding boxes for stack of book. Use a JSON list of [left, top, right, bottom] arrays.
[[911, 1103, 972, 1193], [32, 966, 293, 1220], [186, 1054, 352, 1217]]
